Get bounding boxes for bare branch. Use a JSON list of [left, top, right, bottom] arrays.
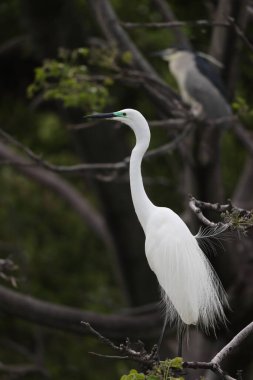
[[0, 258, 18, 287], [82, 322, 158, 366], [120, 18, 253, 53], [233, 157, 253, 209], [0, 124, 192, 175], [69, 118, 186, 132], [146, 122, 193, 159], [183, 361, 235, 380], [189, 197, 221, 228], [0, 35, 28, 55], [211, 321, 253, 365], [232, 122, 253, 155], [189, 196, 253, 231], [0, 362, 48, 377], [121, 20, 231, 29], [151, 0, 191, 49]]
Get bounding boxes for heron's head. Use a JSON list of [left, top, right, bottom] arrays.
[[152, 47, 191, 63]]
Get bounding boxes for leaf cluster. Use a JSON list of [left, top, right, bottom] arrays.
[[222, 209, 253, 233], [27, 47, 110, 111], [120, 358, 185, 380], [232, 96, 253, 127]]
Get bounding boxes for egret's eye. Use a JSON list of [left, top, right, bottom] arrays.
[[123, 112, 126, 116]]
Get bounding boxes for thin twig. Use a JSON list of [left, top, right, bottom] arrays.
[[229, 17, 253, 51], [0, 124, 191, 174], [81, 321, 158, 366], [121, 20, 231, 29]]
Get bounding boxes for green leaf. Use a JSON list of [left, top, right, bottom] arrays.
[[169, 357, 183, 369], [121, 51, 133, 64]]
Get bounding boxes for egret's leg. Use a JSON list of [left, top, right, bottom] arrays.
[[157, 314, 168, 349], [177, 327, 186, 357]]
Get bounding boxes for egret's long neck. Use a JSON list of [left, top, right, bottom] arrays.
[[129, 133, 154, 233]]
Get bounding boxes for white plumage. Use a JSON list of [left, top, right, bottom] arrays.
[[145, 207, 226, 328], [87, 108, 227, 332]]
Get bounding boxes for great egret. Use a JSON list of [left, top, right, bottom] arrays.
[[85, 109, 227, 352]]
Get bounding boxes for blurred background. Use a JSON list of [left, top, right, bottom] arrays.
[[0, 0, 253, 379]]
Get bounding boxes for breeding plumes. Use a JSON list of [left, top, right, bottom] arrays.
[[85, 109, 228, 351]]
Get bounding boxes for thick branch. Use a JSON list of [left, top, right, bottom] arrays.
[[0, 285, 162, 339], [209, 0, 233, 63], [0, 362, 47, 377], [211, 321, 253, 365], [0, 141, 113, 249], [233, 157, 253, 208], [232, 122, 253, 155]]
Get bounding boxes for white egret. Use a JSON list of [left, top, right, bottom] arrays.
[[85, 109, 227, 353]]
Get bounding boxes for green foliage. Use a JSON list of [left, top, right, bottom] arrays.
[[120, 359, 184, 380], [27, 47, 110, 111], [232, 96, 253, 127], [121, 369, 146, 380], [121, 51, 133, 65], [222, 209, 253, 233], [150, 358, 184, 380]]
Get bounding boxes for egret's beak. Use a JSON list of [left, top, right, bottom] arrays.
[[83, 112, 115, 120]]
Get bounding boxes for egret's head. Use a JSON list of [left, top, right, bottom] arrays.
[[84, 109, 144, 128], [84, 108, 150, 142]]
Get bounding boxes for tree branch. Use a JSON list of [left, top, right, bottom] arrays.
[[87, 0, 184, 116], [151, 0, 191, 49], [0, 362, 48, 377], [80, 322, 246, 379], [0, 140, 113, 249], [211, 321, 253, 365], [189, 196, 253, 231], [0, 285, 162, 339], [0, 124, 192, 175], [82, 321, 159, 366]]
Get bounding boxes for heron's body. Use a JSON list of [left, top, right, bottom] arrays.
[[86, 109, 227, 331], [158, 49, 231, 119]]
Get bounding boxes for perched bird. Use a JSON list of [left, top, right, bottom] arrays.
[[85, 109, 227, 352], [155, 48, 231, 119]]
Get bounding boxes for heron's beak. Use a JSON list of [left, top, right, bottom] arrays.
[[83, 112, 115, 120], [150, 48, 174, 59]]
